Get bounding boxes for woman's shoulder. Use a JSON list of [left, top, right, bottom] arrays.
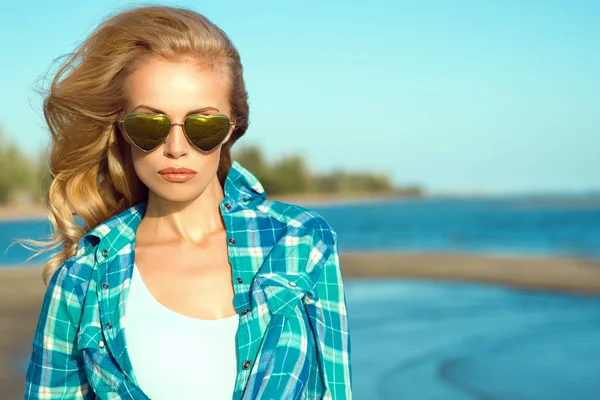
[[42, 223, 104, 306], [53, 202, 145, 285], [257, 198, 337, 244], [253, 199, 340, 298], [45, 249, 97, 299]]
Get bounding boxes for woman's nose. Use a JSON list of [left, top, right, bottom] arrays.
[[163, 124, 189, 158]]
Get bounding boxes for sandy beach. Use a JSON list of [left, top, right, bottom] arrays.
[[0, 204, 48, 221], [2, 252, 600, 396], [339, 252, 600, 294]]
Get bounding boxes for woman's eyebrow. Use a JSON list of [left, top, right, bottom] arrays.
[[132, 104, 220, 115]]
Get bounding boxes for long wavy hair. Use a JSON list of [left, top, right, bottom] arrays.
[[17, 5, 249, 285]]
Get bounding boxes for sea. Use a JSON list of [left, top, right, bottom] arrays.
[[3, 194, 600, 399]]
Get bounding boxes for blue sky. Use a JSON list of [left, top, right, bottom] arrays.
[[1, 0, 598, 195]]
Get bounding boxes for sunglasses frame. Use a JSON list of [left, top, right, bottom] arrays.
[[115, 112, 236, 154]]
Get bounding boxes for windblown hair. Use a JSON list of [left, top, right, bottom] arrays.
[[18, 5, 249, 285]]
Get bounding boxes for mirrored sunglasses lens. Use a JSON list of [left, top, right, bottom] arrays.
[[123, 114, 171, 151], [184, 115, 230, 152]]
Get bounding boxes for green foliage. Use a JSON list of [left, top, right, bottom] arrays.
[[232, 144, 422, 197], [313, 169, 396, 194], [233, 145, 316, 195], [0, 130, 49, 205], [271, 154, 315, 194]]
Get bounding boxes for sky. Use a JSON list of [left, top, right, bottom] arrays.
[[1, 0, 598, 195]]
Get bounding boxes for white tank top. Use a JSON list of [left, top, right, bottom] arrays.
[[124, 263, 240, 399]]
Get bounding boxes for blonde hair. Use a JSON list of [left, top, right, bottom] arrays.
[[17, 5, 249, 285]]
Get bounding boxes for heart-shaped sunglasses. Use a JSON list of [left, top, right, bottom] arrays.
[[116, 113, 235, 153]]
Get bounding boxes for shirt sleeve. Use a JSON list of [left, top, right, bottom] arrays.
[[308, 228, 353, 399], [24, 264, 92, 399]]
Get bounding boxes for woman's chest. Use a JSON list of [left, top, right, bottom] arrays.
[[133, 241, 237, 319]]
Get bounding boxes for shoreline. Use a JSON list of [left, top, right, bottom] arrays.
[[0, 193, 411, 221], [0, 204, 48, 221], [269, 192, 416, 207], [3, 192, 599, 221]]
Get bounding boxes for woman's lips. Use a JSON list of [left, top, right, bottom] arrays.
[[157, 167, 197, 183], [159, 173, 196, 182], [158, 167, 197, 174]]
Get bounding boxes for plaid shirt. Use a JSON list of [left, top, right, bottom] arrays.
[[24, 160, 352, 399]]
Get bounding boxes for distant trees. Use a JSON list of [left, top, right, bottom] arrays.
[[232, 144, 422, 197], [0, 129, 50, 205], [0, 134, 421, 206]]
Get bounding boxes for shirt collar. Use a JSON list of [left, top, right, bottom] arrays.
[[76, 160, 266, 253]]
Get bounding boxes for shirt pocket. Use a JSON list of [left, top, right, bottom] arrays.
[[256, 272, 315, 317], [76, 325, 122, 394]]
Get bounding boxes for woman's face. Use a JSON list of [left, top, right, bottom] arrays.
[[121, 58, 234, 203]]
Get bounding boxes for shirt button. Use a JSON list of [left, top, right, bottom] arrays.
[[236, 277, 243, 284], [106, 322, 113, 329], [98, 340, 105, 348], [242, 360, 251, 370], [102, 283, 109, 290], [241, 309, 250, 315], [224, 203, 231, 210], [288, 281, 297, 287], [229, 238, 236, 245], [102, 249, 109, 258]]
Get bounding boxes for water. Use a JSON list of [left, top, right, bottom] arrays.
[[315, 194, 600, 260], [0, 217, 55, 265], [2, 194, 600, 265], [346, 279, 600, 400]]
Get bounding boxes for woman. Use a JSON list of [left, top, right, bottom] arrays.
[[23, 5, 352, 400]]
